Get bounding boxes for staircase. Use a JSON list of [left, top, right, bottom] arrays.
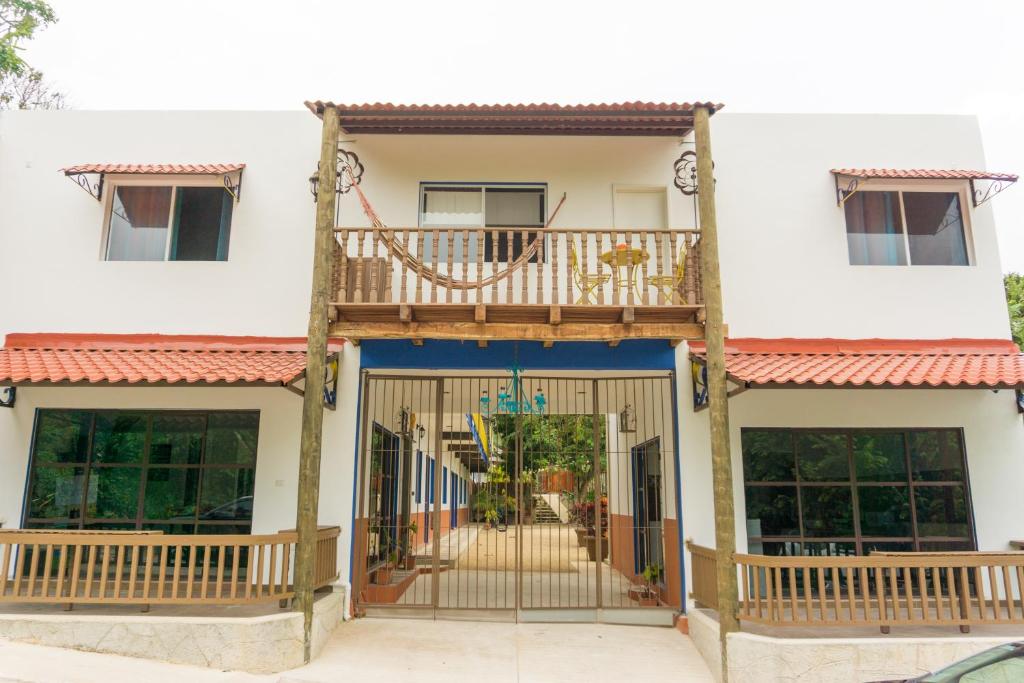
[[532, 495, 562, 524]]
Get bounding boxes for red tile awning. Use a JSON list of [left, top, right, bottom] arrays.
[[689, 338, 1024, 389], [304, 101, 723, 136], [831, 168, 1018, 182], [0, 333, 343, 386], [62, 163, 245, 175]]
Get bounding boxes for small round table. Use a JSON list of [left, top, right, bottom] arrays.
[[600, 246, 649, 301]]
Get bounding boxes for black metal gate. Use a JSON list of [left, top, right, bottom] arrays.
[[354, 372, 678, 624]]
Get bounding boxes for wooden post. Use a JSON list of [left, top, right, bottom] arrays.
[[295, 104, 340, 663], [694, 105, 740, 680]]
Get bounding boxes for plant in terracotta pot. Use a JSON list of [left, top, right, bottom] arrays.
[[583, 530, 609, 562], [629, 562, 662, 606], [403, 521, 419, 570], [484, 508, 499, 530], [373, 532, 397, 585]]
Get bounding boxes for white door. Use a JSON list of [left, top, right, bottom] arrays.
[[613, 188, 667, 229]]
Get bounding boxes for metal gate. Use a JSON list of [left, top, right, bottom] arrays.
[[354, 372, 678, 624]]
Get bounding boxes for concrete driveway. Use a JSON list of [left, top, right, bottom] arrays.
[[0, 619, 714, 683]]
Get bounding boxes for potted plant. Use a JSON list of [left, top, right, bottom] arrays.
[[583, 529, 609, 562], [628, 562, 662, 606], [403, 520, 419, 570], [484, 508, 499, 530], [374, 547, 398, 585]]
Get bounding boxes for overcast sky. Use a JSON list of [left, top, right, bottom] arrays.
[[22, 0, 1024, 272]]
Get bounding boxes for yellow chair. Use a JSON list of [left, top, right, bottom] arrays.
[[647, 245, 687, 304], [570, 243, 611, 304]]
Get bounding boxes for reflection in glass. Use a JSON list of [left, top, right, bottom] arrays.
[[144, 467, 199, 520], [910, 431, 964, 481], [29, 466, 86, 518], [801, 486, 854, 536], [205, 413, 259, 465], [86, 467, 141, 519], [742, 430, 795, 481], [744, 486, 799, 536], [844, 191, 907, 265], [903, 192, 968, 266], [858, 486, 911, 536], [33, 411, 92, 464], [93, 413, 146, 463], [915, 486, 969, 537], [106, 186, 172, 261], [853, 432, 906, 481], [797, 433, 849, 481], [150, 414, 205, 465]]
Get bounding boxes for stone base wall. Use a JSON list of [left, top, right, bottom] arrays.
[[0, 586, 346, 674], [688, 608, 1023, 683]]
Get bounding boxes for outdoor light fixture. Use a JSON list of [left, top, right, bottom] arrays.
[[618, 404, 636, 433], [0, 387, 15, 409], [417, 424, 426, 445], [398, 407, 411, 434]]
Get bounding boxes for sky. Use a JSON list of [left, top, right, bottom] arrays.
[[20, 0, 1024, 273]]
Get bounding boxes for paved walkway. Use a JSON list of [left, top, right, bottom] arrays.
[[0, 619, 713, 683]]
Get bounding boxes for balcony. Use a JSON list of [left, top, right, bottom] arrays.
[[329, 227, 705, 345]]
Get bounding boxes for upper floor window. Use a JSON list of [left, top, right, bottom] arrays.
[[419, 183, 546, 263], [843, 189, 970, 266], [105, 184, 234, 261]]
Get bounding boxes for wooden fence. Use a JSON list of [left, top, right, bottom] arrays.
[[0, 526, 340, 609], [332, 227, 703, 307], [687, 542, 1024, 633]]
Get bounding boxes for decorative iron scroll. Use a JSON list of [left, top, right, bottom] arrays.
[[65, 171, 103, 201], [222, 172, 242, 202], [835, 176, 860, 206], [310, 148, 363, 200], [971, 177, 1016, 207], [674, 150, 698, 195], [0, 387, 15, 409]]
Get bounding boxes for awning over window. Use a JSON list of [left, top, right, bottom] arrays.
[[830, 168, 1017, 207], [0, 333, 343, 386], [60, 163, 245, 201], [689, 338, 1024, 389]]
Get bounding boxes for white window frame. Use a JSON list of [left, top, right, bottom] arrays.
[[100, 173, 235, 262], [843, 178, 976, 267]]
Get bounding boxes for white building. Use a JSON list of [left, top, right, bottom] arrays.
[[0, 103, 1022, 677]]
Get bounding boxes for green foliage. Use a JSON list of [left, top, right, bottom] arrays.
[[642, 562, 662, 586], [1006, 273, 1024, 350], [0, 1, 55, 77]]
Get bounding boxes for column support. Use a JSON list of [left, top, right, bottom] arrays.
[[693, 105, 740, 680], [295, 105, 340, 663]]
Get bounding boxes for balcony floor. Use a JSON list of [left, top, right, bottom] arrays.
[[329, 302, 706, 345]]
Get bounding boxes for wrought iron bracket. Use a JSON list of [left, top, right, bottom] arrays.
[[835, 175, 860, 207], [310, 148, 364, 202], [0, 387, 15, 409], [222, 169, 243, 202], [970, 177, 1016, 207], [65, 171, 103, 201], [674, 150, 715, 196]]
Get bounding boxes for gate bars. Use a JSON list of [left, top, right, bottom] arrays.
[[354, 373, 679, 617]]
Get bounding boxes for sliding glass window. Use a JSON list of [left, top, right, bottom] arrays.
[[742, 428, 974, 556], [24, 410, 259, 534]]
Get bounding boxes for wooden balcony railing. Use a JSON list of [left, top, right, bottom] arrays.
[[0, 526, 340, 609], [687, 542, 1024, 633], [330, 227, 705, 342]]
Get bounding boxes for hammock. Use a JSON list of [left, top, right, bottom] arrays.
[[346, 167, 566, 291]]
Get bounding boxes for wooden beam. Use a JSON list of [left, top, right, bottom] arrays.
[[622, 306, 635, 324], [328, 321, 706, 342], [477, 340, 488, 348], [549, 305, 562, 325], [294, 105, 339, 663], [542, 340, 554, 349], [474, 304, 487, 323], [608, 339, 621, 348], [669, 339, 683, 348], [411, 338, 424, 346], [695, 104, 740, 678], [399, 304, 412, 322]]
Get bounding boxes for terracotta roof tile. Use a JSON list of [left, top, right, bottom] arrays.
[[689, 338, 1024, 389], [0, 333, 343, 386], [61, 163, 245, 176], [831, 168, 1017, 182]]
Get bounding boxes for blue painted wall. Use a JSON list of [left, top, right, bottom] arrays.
[[359, 339, 676, 370]]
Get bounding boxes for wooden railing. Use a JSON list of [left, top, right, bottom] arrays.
[[688, 541, 719, 610], [0, 526, 340, 609], [332, 227, 703, 307], [687, 542, 1024, 633]]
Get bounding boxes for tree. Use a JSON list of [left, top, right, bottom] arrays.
[[1007, 273, 1024, 350], [0, 1, 64, 109], [1, 67, 63, 109]]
